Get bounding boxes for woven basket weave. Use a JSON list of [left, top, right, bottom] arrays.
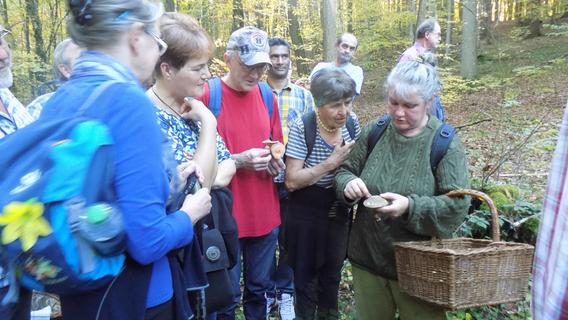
[[394, 189, 534, 310]]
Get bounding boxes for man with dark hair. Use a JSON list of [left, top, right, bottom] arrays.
[[198, 26, 286, 320], [0, 24, 34, 320], [26, 38, 81, 119], [309, 33, 364, 95], [266, 36, 314, 320], [397, 19, 445, 121]]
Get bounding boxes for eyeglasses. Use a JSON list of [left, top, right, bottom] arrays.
[[144, 28, 168, 56], [238, 59, 269, 74]]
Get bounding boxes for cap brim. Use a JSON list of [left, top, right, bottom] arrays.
[[241, 52, 272, 66]]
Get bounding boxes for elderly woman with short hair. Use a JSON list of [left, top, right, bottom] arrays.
[[334, 55, 470, 320], [284, 68, 360, 319]]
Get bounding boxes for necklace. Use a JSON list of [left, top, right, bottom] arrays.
[[151, 86, 183, 118], [316, 111, 338, 133]]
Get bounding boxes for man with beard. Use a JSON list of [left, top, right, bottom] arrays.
[[0, 27, 33, 139], [266, 37, 314, 320], [0, 25, 34, 320], [309, 33, 364, 96]]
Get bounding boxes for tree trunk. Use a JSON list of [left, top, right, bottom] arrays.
[[232, 0, 245, 31], [346, 0, 353, 32], [288, 0, 309, 75], [416, 0, 427, 28], [321, 0, 337, 62], [480, 0, 494, 44], [444, 0, 453, 57], [460, 0, 477, 78], [406, 0, 415, 40], [0, 0, 8, 26], [25, 0, 47, 65], [164, 0, 175, 11]]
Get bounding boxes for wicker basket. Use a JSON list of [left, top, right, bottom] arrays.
[[394, 189, 534, 310]]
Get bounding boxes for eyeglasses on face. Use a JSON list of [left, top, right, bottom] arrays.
[[144, 28, 168, 56], [238, 59, 269, 74]]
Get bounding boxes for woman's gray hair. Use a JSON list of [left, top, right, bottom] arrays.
[[310, 68, 356, 108], [67, 0, 163, 49], [385, 52, 441, 103]]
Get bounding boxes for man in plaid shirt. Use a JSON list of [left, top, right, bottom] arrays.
[[266, 37, 314, 320], [532, 100, 568, 319]]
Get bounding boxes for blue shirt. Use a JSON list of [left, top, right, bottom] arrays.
[[41, 53, 194, 308]]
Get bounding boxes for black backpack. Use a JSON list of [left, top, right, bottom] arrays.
[[366, 115, 455, 174]]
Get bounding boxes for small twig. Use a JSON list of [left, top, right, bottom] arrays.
[[455, 118, 493, 130], [512, 213, 541, 228], [482, 114, 547, 185]]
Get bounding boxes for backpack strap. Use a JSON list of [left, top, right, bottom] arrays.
[[208, 78, 273, 120], [77, 80, 123, 117], [365, 114, 455, 174], [258, 81, 274, 119], [207, 77, 223, 117], [366, 114, 391, 159], [430, 123, 455, 174], [301, 111, 317, 160], [346, 114, 356, 140]]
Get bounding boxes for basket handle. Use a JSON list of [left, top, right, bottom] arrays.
[[446, 189, 500, 242]]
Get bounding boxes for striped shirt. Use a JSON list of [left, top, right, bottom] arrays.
[[0, 88, 34, 139], [26, 91, 55, 120], [532, 100, 568, 320], [286, 112, 361, 188]]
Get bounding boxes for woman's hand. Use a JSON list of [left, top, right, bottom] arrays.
[[180, 98, 216, 124], [326, 141, 355, 168], [374, 192, 409, 220], [343, 178, 371, 201], [177, 161, 204, 190], [181, 188, 212, 224]]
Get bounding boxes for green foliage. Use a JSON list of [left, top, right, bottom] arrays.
[[544, 23, 568, 37]]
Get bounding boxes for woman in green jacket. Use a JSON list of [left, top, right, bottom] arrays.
[[334, 55, 470, 320]]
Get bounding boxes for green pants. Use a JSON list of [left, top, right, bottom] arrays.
[[352, 265, 446, 320]]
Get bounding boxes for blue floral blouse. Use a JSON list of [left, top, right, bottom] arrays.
[[155, 108, 231, 165]]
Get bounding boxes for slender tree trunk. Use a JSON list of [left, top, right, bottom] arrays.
[[416, 0, 427, 26], [288, 0, 309, 75], [164, 0, 175, 11], [322, 0, 337, 62], [232, 0, 245, 31], [346, 0, 353, 32], [480, 0, 494, 44], [25, 0, 47, 65], [0, 0, 8, 26], [408, 0, 416, 39], [445, 0, 453, 57], [461, 0, 477, 78]]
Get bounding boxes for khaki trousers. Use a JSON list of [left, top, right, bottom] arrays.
[[352, 265, 446, 320]]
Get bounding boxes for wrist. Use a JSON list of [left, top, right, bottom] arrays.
[[232, 153, 243, 169]]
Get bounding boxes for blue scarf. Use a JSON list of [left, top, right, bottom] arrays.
[[71, 50, 141, 85]]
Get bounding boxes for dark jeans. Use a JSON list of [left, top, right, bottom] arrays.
[[217, 227, 278, 320], [0, 286, 31, 320], [273, 190, 294, 297]]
